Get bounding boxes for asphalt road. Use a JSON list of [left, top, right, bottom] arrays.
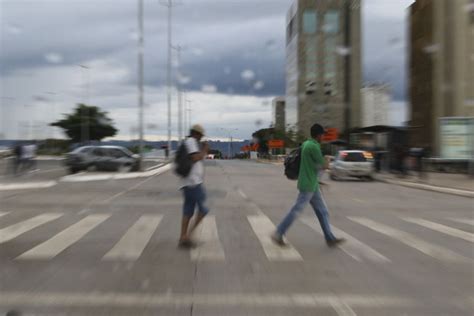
[[0, 160, 472, 315]]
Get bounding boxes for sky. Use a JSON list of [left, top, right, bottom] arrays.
[[0, 0, 414, 141]]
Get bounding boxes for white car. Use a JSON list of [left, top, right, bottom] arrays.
[[330, 150, 375, 181]]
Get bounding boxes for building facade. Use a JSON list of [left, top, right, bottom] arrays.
[[285, 0, 361, 138], [409, 0, 474, 155], [361, 84, 391, 127], [272, 97, 286, 131]]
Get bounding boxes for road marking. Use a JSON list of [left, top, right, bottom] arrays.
[[329, 298, 357, 316], [237, 189, 248, 200], [102, 215, 162, 261], [0, 213, 63, 243], [60, 164, 171, 183], [247, 215, 302, 261], [0, 292, 414, 309], [403, 217, 474, 243], [0, 211, 9, 218], [352, 198, 366, 204], [191, 215, 225, 261], [348, 217, 469, 263], [449, 218, 474, 226], [17, 214, 110, 260], [300, 217, 390, 263], [0, 181, 57, 191]]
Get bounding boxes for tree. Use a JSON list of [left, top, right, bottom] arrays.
[[50, 104, 117, 143]]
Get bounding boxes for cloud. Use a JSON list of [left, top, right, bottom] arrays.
[[1, 0, 415, 139]]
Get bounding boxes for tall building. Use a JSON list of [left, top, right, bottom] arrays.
[[361, 84, 390, 127], [409, 0, 474, 155], [285, 0, 361, 138], [272, 97, 286, 131]]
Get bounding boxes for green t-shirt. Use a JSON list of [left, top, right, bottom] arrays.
[[297, 139, 325, 192]]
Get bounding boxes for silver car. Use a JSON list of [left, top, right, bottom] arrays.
[[330, 150, 374, 181], [65, 146, 139, 174]]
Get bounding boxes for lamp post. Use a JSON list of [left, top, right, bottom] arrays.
[[137, 0, 145, 170], [78, 64, 90, 144]]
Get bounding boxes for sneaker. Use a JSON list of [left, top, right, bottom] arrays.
[[271, 232, 287, 247], [327, 238, 346, 248]]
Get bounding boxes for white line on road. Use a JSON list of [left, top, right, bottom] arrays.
[[247, 215, 302, 261], [329, 298, 357, 316], [0, 181, 57, 191], [17, 214, 110, 260], [403, 217, 474, 243], [237, 189, 248, 200], [0, 213, 63, 243], [102, 215, 163, 261], [348, 217, 469, 263], [300, 217, 390, 263], [449, 218, 474, 226], [0, 211, 9, 218], [191, 215, 225, 261], [0, 292, 414, 310]]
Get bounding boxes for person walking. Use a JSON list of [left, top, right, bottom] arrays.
[[272, 123, 345, 247], [178, 124, 210, 248], [12, 142, 23, 175]]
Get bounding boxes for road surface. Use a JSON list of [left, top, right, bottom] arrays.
[[0, 160, 472, 315]]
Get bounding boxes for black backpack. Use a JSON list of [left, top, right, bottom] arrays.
[[174, 141, 193, 177], [284, 147, 301, 180]]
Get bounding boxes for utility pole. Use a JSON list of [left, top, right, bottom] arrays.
[[185, 99, 192, 132], [160, 0, 180, 158], [78, 65, 90, 144], [137, 0, 145, 170], [173, 45, 183, 142]]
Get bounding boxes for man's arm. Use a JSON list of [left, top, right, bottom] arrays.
[[189, 142, 209, 162]]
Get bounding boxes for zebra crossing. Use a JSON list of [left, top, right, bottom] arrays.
[[0, 211, 473, 264]]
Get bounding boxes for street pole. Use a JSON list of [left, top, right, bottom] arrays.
[[137, 0, 145, 170], [173, 45, 183, 142], [79, 65, 90, 144]]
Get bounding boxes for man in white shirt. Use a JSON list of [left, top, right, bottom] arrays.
[[179, 124, 210, 248]]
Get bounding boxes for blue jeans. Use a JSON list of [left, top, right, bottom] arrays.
[[182, 184, 210, 217], [276, 190, 336, 242]]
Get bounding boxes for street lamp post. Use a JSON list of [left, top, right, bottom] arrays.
[[78, 65, 90, 144], [160, 0, 179, 158], [137, 0, 145, 170]]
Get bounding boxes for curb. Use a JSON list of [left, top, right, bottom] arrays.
[[0, 164, 172, 190], [376, 177, 474, 198], [60, 163, 172, 183]]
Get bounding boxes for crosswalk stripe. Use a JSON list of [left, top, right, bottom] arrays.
[[191, 215, 225, 261], [17, 214, 110, 260], [0, 212, 9, 218], [102, 215, 163, 261], [300, 217, 390, 263], [0, 213, 63, 244], [448, 218, 474, 226], [403, 217, 474, 243], [348, 217, 469, 263], [247, 215, 302, 261]]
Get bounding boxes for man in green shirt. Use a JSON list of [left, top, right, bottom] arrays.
[[272, 124, 345, 247]]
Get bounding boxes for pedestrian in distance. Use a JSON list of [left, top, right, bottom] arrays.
[[272, 123, 345, 248], [177, 124, 210, 248], [12, 142, 23, 175]]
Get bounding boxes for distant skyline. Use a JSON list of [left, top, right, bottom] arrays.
[[1, 0, 413, 140]]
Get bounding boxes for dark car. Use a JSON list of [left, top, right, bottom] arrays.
[[65, 146, 140, 174]]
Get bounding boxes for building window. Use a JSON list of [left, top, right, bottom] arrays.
[[324, 10, 339, 34], [303, 10, 317, 34]]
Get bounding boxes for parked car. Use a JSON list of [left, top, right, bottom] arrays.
[[65, 146, 140, 174], [330, 150, 374, 181]]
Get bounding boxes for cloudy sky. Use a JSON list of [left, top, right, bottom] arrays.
[[0, 0, 413, 141]]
